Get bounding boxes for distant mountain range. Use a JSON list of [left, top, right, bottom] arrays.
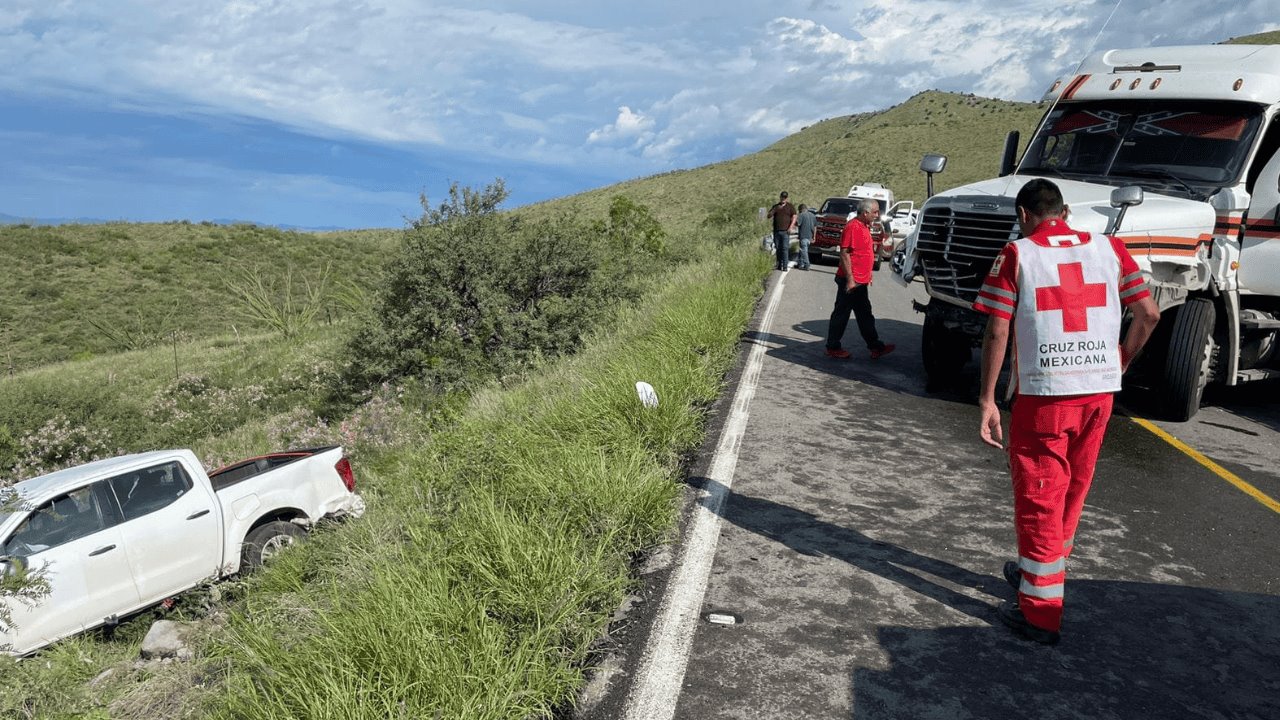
[[0, 211, 346, 233]]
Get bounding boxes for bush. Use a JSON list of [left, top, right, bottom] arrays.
[[8, 415, 122, 483], [341, 181, 667, 394], [700, 197, 767, 247], [146, 373, 269, 445]]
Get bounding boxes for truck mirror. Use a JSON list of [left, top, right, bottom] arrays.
[[920, 154, 947, 199], [1106, 186, 1145, 235], [920, 154, 947, 174], [1110, 185, 1144, 208], [999, 131, 1021, 177]]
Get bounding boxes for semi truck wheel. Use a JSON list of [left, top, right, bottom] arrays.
[[922, 312, 970, 392], [1164, 298, 1215, 422], [241, 520, 306, 571]]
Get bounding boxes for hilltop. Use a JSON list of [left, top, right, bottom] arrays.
[[529, 90, 1046, 230], [1226, 30, 1280, 44]]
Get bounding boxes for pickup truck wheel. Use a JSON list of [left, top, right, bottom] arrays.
[[922, 313, 970, 392], [1164, 298, 1215, 422], [241, 520, 305, 571]]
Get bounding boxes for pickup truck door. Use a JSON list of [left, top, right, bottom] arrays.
[[106, 460, 222, 607], [2, 483, 139, 654]]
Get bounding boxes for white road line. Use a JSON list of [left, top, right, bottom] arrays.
[[624, 271, 787, 720]]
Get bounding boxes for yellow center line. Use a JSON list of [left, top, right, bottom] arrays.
[[1130, 416, 1280, 515]]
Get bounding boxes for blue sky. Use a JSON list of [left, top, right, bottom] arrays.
[[1, 1, 1275, 229]]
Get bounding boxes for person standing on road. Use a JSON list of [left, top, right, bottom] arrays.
[[974, 178, 1160, 645], [825, 198, 895, 360], [767, 191, 796, 271], [795, 203, 815, 270]]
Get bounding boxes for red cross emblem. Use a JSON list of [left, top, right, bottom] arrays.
[[1035, 262, 1107, 332]]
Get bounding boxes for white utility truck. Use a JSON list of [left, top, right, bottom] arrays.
[[896, 43, 1280, 419], [0, 446, 364, 655]]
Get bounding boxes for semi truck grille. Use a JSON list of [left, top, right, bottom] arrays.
[[915, 206, 1018, 303]]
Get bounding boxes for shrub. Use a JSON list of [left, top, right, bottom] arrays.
[[700, 197, 767, 247], [8, 416, 121, 483], [341, 181, 666, 395], [146, 373, 269, 444], [592, 195, 667, 258]]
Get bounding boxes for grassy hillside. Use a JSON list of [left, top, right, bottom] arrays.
[[524, 90, 1046, 230], [0, 222, 397, 370], [1225, 30, 1280, 44]]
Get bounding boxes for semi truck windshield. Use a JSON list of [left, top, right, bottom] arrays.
[[1021, 100, 1264, 196]]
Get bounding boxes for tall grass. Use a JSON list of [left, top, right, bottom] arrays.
[[202, 242, 769, 719]]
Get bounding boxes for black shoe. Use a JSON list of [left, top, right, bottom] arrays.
[[1003, 561, 1021, 591], [997, 601, 1060, 645]]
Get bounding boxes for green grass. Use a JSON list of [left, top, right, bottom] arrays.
[[0, 222, 396, 370], [200, 241, 767, 719], [0, 325, 356, 477]]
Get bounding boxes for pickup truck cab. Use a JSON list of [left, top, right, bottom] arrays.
[[0, 446, 363, 655], [813, 184, 915, 266], [812, 196, 862, 263]]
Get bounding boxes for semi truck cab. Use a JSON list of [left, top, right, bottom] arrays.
[[897, 43, 1280, 419]]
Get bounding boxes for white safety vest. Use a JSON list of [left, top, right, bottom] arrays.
[[1013, 232, 1123, 396]]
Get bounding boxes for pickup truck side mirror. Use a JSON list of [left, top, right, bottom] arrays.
[[1106, 185, 1144, 235], [920, 154, 947, 199], [0, 555, 26, 579]]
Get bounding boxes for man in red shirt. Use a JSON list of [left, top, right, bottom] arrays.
[[975, 179, 1160, 644], [825, 198, 895, 359]]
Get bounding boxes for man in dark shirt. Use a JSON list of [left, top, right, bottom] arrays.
[[795, 203, 815, 270], [767, 191, 796, 271]]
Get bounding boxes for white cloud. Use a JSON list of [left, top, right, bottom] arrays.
[[500, 112, 549, 134], [1, 0, 1277, 220], [588, 106, 655, 143]]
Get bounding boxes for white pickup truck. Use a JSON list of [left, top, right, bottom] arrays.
[[0, 445, 364, 655]]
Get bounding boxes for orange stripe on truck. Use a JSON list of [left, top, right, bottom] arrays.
[[1062, 74, 1091, 100]]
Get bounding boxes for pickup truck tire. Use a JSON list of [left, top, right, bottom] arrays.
[[241, 520, 306, 571], [1164, 298, 1215, 422], [922, 312, 970, 392]]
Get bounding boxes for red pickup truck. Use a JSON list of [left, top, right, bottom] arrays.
[[811, 197, 892, 266]]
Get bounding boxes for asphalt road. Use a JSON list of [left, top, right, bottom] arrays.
[[576, 255, 1280, 720]]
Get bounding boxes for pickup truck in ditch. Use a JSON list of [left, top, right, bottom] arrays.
[[0, 446, 364, 655]]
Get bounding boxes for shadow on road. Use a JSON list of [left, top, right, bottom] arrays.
[[853, 579, 1280, 719], [744, 320, 984, 405], [694, 477, 1280, 719], [692, 478, 1003, 621]]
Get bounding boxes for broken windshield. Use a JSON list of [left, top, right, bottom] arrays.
[[1020, 99, 1265, 197]]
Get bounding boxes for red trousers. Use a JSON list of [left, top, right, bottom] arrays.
[[1007, 393, 1113, 632]]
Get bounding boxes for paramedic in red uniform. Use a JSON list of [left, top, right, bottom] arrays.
[[824, 198, 895, 360], [974, 179, 1160, 644]]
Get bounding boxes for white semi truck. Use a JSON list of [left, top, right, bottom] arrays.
[[896, 43, 1280, 420]]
